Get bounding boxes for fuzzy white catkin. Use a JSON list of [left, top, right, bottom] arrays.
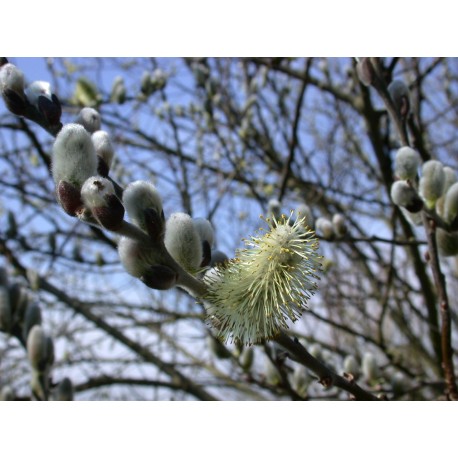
[[315, 217, 334, 239], [268, 199, 282, 219], [26, 325, 48, 372], [164, 212, 203, 272], [436, 229, 458, 257], [294, 204, 314, 228], [74, 107, 101, 133], [52, 123, 98, 188], [118, 237, 159, 278], [419, 160, 445, 207], [24, 81, 52, 106], [0, 63, 24, 94], [343, 354, 360, 377], [81, 176, 115, 209], [122, 181, 163, 231], [92, 131, 114, 169], [362, 352, 379, 382], [444, 182, 458, 224], [390, 180, 418, 208], [395, 146, 420, 180], [332, 213, 347, 238], [192, 218, 215, 247]]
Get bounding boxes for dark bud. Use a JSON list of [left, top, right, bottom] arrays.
[[356, 58, 375, 87], [200, 240, 212, 267], [37, 93, 62, 126], [92, 195, 125, 231], [143, 208, 165, 242], [97, 156, 110, 177], [140, 265, 178, 290], [405, 195, 424, 213], [3, 88, 28, 116], [0, 57, 8, 67], [57, 180, 84, 216]]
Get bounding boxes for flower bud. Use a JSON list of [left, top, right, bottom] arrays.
[[8, 283, 28, 325], [362, 352, 379, 383], [208, 335, 231, 359], [54, 377, 74, 401], [436, 228, 458, 257], [332, 213, 347, 238], [240, 347, 254, 371], [265, 359, 281, 385], [0, 386, 14, 401], [390, 180, 423, 212], [436, 167, 457, 217], [22, 302, 42, 343], [391, 371, 408, 396], [210, 250, 229, 267], [24, 80, 62, 126], [0, 286, 12, 333], [74, 107, 101, 133], [268, 199, 282, 220], [164, 212, 203, 273], [140, 71, 153, 96], [123, 181, 164, 236], [388, 79, 410, 119], [81, 176, 124, 230], [356, 58, 375, 87], [294, 204, 314, 229], [193, 218, 215, 267], [395, 146, 420, 180], [52, 123, 98, 189], [92, 131, 114, 176], [419, 160, 446, 208], [27, 325, 49, 372], [0, 63, 27, 115], [56, 180, 84, 217], [308, 343, 322, 360], [315, 217, 334, 239], [291, 364, 309, 396], [343, 354, 360, 378], [110, 76, 126, 104], [443, 182, 458, 225]]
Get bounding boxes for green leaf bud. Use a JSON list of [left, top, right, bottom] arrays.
[[419, 160, 446, 208], [52, 123, 98, 189], [110, 76, 126, 104], [390, 180, 423, 212], [164, 212, 203, 273], [395, 146, 420, 180]]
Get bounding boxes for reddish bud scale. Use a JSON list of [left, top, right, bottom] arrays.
[[92, 194, 125, 231], [57, 180, 84, 216]]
